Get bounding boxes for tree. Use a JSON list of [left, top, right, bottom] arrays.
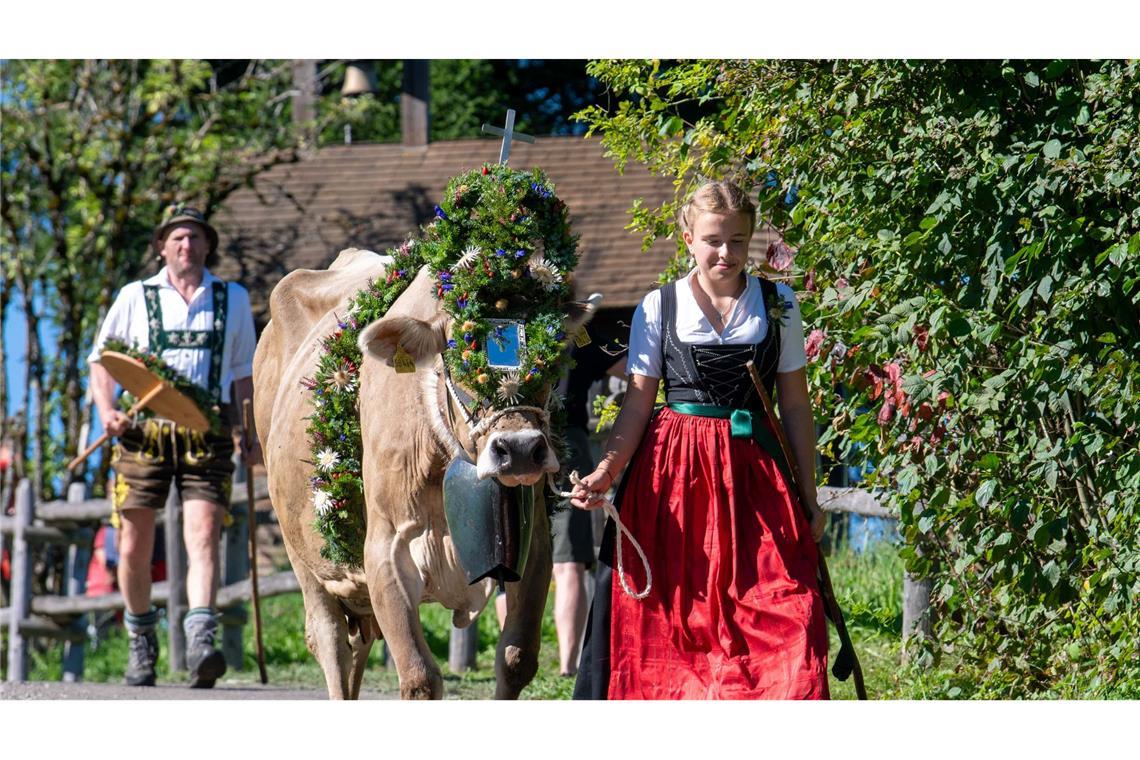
[[313, 60, 598, 145], [1, 59, 313, 497], [576, 59, 1140, 697]]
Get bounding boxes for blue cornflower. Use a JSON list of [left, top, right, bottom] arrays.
[[439, 271, 452, 281], [441, 283, 454, 292], [447, 339, 458, 349], [764, 170, 779, 189], [784, 184, 799, 208], [434, 205, 448, 220], [496, 248, 507, 257], [457, 296, 468, 309], [515, 249, 526, 259]]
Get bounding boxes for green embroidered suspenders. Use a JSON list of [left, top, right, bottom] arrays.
[[143, 281, 229, 402]]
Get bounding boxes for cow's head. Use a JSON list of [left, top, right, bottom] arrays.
[[358, 293, 600, 487]]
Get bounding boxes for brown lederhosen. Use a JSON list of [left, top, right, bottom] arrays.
[[111, 418, 235, 515]]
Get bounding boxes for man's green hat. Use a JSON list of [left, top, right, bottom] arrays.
[[153, 204, 219, 254]]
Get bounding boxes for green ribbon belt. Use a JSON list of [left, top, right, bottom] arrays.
[[667, 402, 795, 486]]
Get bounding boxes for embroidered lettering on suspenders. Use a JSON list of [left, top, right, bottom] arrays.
[[143, 281, 229, 402]]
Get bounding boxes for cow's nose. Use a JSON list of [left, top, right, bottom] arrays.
[[488, 435, 547, 472], [490, 438, 513, 470]]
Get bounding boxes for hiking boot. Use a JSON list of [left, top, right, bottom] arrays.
[[185, 613, 226, 689], [125, 630, 158, 687]]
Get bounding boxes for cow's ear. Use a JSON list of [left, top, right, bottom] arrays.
[[562, 292, 603, 336], [358, 314, 448, 366]]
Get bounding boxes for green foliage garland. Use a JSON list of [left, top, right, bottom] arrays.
[[305, 164, 579, 567], [101, 338, 223, 433]]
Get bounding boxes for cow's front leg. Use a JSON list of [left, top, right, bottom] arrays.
[[496, 503, 553, 699], [364, 520, 442, 699], [286, 543, 355, 699]]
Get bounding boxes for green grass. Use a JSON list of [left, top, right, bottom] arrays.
[[23, 542, 951, 699]]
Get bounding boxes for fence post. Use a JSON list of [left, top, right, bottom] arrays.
[[61, 481, 93, 682], [6, 479, 33, 682], [220, 454, 248, 670], [164, 483, 187, 672], [448, 621, 479, 673], [902, 572, 933, 663]]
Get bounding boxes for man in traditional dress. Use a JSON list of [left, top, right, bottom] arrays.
[[88, 204, 260, 688]]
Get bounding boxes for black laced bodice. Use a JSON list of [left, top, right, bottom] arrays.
[[659, 277, 782, 409]]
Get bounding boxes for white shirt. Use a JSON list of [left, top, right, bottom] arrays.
[[87, 267, 256, 403], [626, 271, 807, 379]]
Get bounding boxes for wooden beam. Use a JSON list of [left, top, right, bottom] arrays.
[[816, 486, 896, 518], [26, 571, 298, 618], [402, 60, 429, 147]]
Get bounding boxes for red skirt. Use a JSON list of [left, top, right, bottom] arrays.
[[608, 407, 830, 699]]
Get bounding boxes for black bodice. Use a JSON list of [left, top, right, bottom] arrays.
[[660, 277, 782, 409]]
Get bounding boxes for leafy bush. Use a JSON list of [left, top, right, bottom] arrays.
[[577, 59, 1140, 697]]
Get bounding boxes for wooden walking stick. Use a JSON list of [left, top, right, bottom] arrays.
[[745, 360, 868, 700], [243, 398, 268, 685]]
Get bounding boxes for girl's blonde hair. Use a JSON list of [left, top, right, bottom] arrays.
[[678, 180, 756, 236]]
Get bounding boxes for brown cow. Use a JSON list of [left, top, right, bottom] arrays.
[[253, 248, 595, 699]]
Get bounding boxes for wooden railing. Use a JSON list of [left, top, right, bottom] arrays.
[[1, 471, 297, 683]]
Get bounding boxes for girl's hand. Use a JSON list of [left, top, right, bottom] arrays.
[[569, 468, 614, 510]]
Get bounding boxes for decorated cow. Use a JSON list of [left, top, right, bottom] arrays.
[[253, 165, 597, 699]]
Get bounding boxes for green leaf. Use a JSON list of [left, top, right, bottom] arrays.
[[1024, 71, 1040, 87], [1043, 139, 1062, 159], [947, 316, 971, 337], [1036, 275, 1054, 303], [975, 479, 998, 508], [659, 115, 684, 137]]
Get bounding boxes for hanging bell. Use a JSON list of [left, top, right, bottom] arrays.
[[342, 61, 378, 97]]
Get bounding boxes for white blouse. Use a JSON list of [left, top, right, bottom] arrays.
[[626, 271, 807, 379], [87, 267, 257, 403]]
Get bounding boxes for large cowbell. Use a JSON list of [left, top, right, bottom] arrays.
[[443, 456, 534, 584]]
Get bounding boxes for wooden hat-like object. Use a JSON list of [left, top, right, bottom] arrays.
[[98, 351, 211, 432]]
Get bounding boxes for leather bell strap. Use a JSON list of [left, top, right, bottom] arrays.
[[549, 471, 652, 601]]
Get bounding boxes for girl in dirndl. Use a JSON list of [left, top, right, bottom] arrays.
[[570, 180, 830, 700]]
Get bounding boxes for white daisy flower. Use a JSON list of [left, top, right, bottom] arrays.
[[528, 255, 563, 291], [313, 488, 334, 516], [315, 448, 339, 472], [456, 245, 481, 270], [497, 371, 522, 405]]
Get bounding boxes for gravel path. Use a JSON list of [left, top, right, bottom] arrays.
[[0, 680, 396, 700]]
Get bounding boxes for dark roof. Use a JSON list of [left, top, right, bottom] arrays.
[[212, 135, 774, 324]]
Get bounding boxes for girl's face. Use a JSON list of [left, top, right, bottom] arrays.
[[683, 211, 753, 284]]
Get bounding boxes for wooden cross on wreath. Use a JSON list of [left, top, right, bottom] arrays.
[[481, 109, 535, 165]]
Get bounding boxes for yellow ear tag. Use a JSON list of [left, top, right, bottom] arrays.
[[393, 344, 416, 374], [572, 326, 592, 348]]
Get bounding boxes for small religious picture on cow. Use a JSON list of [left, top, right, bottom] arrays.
[[486, 320, 526, 369]]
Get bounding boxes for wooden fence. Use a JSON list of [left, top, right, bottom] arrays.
[[1, 467, 298, 683]]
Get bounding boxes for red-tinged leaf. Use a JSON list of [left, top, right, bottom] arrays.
[[765, 239, 796, 271], [805, 328, 826, 359], [914, 324, 929, 351], [878, 400, 896, 425]]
